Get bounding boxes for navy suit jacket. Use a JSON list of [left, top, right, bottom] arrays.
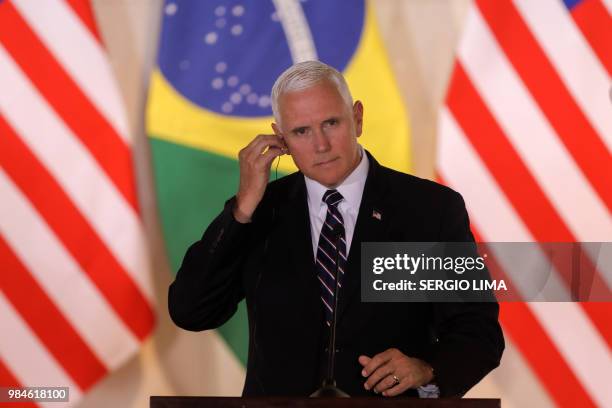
[[169, 152, 504, 397]]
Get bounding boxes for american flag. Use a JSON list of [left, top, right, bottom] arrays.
[[437, 0, 611, 406], [0, 0, 155, 405]]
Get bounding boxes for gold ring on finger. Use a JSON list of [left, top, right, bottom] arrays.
[[392, 375, 401, 386]]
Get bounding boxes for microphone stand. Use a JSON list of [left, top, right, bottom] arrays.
[[310, 229, 349, 397]]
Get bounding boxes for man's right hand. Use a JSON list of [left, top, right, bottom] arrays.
[[234, 134, 287, 223]]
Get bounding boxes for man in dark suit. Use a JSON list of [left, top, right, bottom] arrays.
[[168, 61, 504, 398]]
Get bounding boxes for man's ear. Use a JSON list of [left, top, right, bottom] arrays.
[[271, 123, 290, 154], [271, 122, 281, 136], [353, 100, 364, 137]]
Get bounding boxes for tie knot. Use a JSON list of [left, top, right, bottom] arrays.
[[323, 189, 343, 207]]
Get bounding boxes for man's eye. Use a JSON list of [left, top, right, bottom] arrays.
[[295, 128, 307, 135], [325, 119, 338, 127]]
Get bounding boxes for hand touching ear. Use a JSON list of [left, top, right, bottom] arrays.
[[234, 134, 287, 223]]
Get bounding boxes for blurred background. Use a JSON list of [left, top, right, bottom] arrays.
[[1, 0, 610, 407]]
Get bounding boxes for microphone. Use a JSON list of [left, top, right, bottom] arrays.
[[310, 226, 349, 397]]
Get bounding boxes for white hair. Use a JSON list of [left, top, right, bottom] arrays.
[[271, 60, 354, 124]]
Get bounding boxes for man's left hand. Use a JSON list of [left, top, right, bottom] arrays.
[[358, 349, 434, 397]]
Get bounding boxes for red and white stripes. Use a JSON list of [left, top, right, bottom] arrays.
[[0, 0, 155, 405], [437, 1, 612, 407]]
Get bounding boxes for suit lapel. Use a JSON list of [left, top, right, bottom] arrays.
[[337, 153, 389, 323]]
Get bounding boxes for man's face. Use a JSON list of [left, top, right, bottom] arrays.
[[272, 80, 363, 188]]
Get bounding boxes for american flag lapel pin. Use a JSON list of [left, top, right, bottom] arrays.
[[372, 210, 382, 220]]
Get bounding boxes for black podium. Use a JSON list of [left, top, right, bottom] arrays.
[[150, 396, 501, 408]]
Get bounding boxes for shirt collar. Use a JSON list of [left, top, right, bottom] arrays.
[[304, 145, 369, 212]]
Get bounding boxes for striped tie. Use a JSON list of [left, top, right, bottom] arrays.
[[316, 189, 347, 326]]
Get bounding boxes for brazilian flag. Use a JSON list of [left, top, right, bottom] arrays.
[[147, 0, 411, 369]]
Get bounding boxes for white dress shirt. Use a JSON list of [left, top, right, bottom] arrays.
[[304, 146, 369, 259]]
